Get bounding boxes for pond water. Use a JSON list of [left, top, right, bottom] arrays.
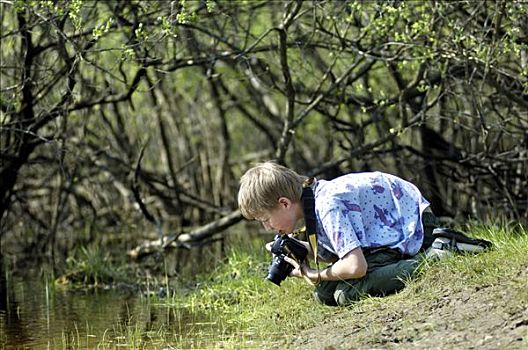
[[0, 274, 250, 349]]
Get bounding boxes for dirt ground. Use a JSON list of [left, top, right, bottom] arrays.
[[283, 263, 528, 350]]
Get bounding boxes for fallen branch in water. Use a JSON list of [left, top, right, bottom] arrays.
[[127, 210, 243, 259]]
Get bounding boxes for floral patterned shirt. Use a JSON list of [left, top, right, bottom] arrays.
[[313, 172, 430, 260]]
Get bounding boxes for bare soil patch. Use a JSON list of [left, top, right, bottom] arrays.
[[283, 262, 528, 349]]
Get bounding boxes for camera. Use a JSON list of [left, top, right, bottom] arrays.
[[266, 234, 308, 286]]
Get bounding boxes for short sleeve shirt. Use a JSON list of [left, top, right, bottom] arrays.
[[313, 172, 430, 260]]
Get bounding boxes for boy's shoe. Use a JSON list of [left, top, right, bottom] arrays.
[[432, 227, 493, 252], [425, 237, 454, 260], [425, 227, 493, 259]]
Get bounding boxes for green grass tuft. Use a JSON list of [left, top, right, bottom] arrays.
[[56, 245, 131, 287]]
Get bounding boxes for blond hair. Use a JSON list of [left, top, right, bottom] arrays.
[[238, 161, 306, 220]]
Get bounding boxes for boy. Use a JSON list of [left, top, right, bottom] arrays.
[[238, 161, 438, 306]]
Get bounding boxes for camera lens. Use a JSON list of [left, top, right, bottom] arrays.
[[266, 255, 294, 286]]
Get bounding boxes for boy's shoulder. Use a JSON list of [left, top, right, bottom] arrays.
[[317, 172, 382, 188]]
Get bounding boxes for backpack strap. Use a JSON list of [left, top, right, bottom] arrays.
[[301, 177, 318, 264]]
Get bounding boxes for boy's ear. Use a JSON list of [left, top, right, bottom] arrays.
[[277, 197, 292, 208]]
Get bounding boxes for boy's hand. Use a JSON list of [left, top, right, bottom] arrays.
[[284, 256, 320, 285], [284, 256, 303, 278]]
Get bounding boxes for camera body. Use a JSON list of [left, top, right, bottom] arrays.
[[266, 234, 308, 286]]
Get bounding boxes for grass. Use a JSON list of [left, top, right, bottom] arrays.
[[415, 222, 527, 289], [156, 222, 528, 349], [46, 222, 526, 349], [156, 238, 335, 348], [55, 245, 133, 287]]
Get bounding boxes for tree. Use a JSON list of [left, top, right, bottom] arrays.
[[1, 0, 526, 267]]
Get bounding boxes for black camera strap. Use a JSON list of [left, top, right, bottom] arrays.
[[301, 177, 319, 264]]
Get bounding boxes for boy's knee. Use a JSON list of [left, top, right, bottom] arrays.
[[313, 289, 338, 306], [313, 281, 339, 306], [334, 286, 362, 306], [314, 286, 360, 307]]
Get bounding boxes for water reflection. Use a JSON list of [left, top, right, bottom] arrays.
[[0, 274, 219, 349]]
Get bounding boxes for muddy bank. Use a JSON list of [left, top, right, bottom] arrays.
[[283, 263, 528, 349]]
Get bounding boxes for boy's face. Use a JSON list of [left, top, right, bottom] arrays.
[[256, 197, 302, 234]]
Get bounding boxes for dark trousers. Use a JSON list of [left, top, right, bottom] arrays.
[[313, 211, 439, 306], [421, 210, 440, 251]]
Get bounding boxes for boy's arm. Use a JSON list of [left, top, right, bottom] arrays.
[[315, 247, 367, 281], [286, 247, 367, 283]]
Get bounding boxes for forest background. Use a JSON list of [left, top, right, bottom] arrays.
[[1, 0, 527, 278]]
